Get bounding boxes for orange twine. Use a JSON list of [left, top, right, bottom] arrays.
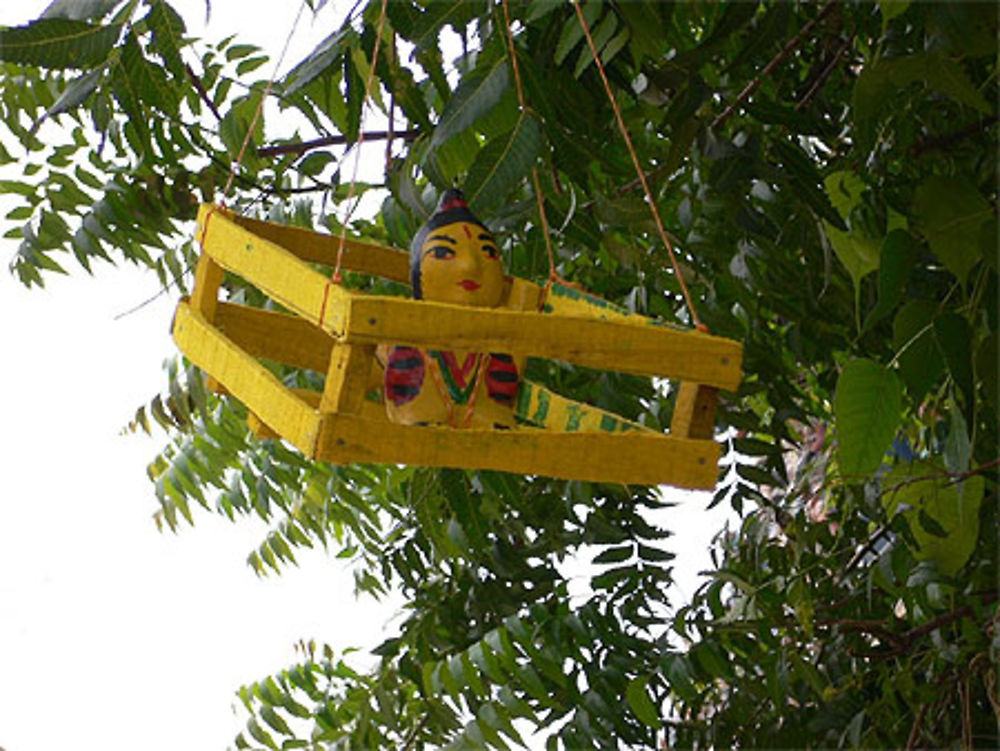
[[570, 0, 706, 332], [221, 0, 309, 202], [499, 0, 567, 307], [331, 0, 390, 285]]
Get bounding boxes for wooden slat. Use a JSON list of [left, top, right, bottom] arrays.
[[505, 276, 543, 311], [223, 208, 412, 283], [219, 208, 547, 313], [541, 281, 683, 329], [344, 296, 743, 390], [314, 412, 721, 489], [190, 253, 224, 321], [172, 301, 321, 453], [320, 343, 375, 414], [214, 301, 333, 373], [198, 206, 350, 336], [670, 383, 719, 440]]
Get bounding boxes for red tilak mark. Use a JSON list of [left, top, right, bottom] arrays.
[[462, 225, 472, 239]]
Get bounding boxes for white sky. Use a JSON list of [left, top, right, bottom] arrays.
[[0, 3, 733, 749]]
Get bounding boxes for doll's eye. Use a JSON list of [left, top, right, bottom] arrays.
[[425, 245, 455, 260], [482, 244, 499, 259]]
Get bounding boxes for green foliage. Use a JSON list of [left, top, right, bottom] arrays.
[[834, 358, 902, 479], [3, 1, 997, 749]]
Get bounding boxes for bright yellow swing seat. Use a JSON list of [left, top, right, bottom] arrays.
[[172, 203, 743, 489]]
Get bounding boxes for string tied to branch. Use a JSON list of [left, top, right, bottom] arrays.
[[570, 0, 706, 332]]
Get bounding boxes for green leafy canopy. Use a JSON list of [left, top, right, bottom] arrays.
[[2, 1, 997, 749]]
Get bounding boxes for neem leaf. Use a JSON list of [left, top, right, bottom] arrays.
[[280, 27, 353, 96], [465, 111, 542, 214], [853, 52, 989, 152], [626, 676, 662, 729], [942, 398, 971, 474], [431, 53, 510, 148], [834, 359, 903, 479], [863, 229, 917, 332], [932, 313, 975, 410], [882, 460, 984, 575], [823, 172, 881, 292], [0, 18, 121, 69], [894, 53, 991, 114], [976, 333, 998, 413], [41, 0, 120, 21], [773, 140, 845, 230], [879, 0, 910, 24], [145, 0, 187, 80], [913, 176, 991, 283], [35, 65, 106, 130], [892, 300, 945, 401]]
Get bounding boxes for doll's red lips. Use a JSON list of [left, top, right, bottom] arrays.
[[459, 280, 481, 291]]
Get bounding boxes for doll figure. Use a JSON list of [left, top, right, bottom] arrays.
[[383, 189, 519, 429]]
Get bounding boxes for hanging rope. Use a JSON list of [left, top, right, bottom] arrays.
[[499, 0, 565, 304], [331, 0, 391, 284], [570, 0, 705, 331], [221, 0, 310, 201], [197, 0, 309, 278]]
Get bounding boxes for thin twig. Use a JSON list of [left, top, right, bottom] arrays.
[[113, 258, 196, 320], [881, 458, 1000, 501], [401, 714, 429, 751], [903, 593, 998, 644], [386, 99, 395, 174], [185, 63, 223, 122], [905, 703, 926, 751], [840, 522, 892, 578], [911, 115, 1000, 156], [712, 0, 840, 129], [257, 129, 420, 158], [796, 31, 854, 111]]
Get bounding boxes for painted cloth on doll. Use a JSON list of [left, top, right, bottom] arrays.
[[383, 189, 520, 429]]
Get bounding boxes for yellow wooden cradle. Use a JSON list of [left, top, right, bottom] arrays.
[[172, 204, 743, 489]]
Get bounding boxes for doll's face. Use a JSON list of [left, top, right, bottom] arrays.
[[417, 220, 504, 307]]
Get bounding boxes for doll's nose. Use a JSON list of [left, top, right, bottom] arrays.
[[456, 243, 481, 275]]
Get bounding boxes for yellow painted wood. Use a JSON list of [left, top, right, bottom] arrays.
[[670, 383, 719, 440], [503, 276, 543, 311], [175, 298, 724, 487], [539, 281, 675, 328], [321, 343, 374, 414], [222, 208, 411, 283], [214, 301, 333, 373], [172, 300, 321, 454], [182, 204, 743, 488], [313, 412, 720, 488], [190, 254, 224, 321], [198, 206, 350, 336], [206, 375, 225, 394], [344, 296, 743, 390], [515, 380, 653, 434]]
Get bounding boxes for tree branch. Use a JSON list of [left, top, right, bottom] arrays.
[[903, 593, 998, 644], [911, 115, 1000, 156], [905, 702, 926, 751], [795, 31, 854, 111], [711, 0, 840, 129], [185, 63, 223, 122], [257, 129, 420, 158], [819, 592, 999, 658]]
